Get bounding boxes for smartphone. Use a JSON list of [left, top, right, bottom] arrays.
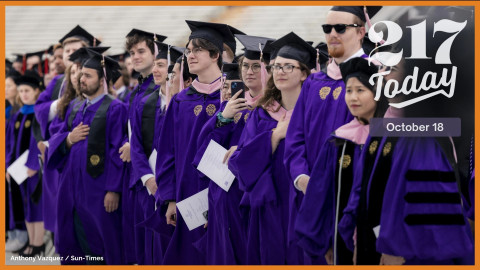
[[230, 81, 245, 99]]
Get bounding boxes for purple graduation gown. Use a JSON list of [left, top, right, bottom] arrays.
[[130, 89, 172, 265], [283, 70, 354, 264], [46, 96, 127, 264], [191, 101, 249, 264], [228, 107, 304, 265], [122, 74, 158, 264], [155, 87, 221, 265], [7, 109, 43, 222], [339, 136, 474, 264], [295, 134, 361, 264]]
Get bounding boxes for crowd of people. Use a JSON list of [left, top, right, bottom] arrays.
[[5, 5, 475, 265]]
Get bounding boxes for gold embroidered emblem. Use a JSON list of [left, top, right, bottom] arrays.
[[383, 142, 392, 156], [319, 87, 331, 100], [244, 112, 250, 122], [24, 120, 31, 128], [206, 104, 216, 116], [234, 112, 242, 124], [332, 87, 342, 100], [90, 155, 100, 166], [194, 105, 203, 116], [339, 154, 352, 169], [369, 140, 378, 155], [15, 121, 20, 129]]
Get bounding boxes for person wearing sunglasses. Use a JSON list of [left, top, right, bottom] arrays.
[[283, 8, 380, 264], [228, 32, 315, 265]]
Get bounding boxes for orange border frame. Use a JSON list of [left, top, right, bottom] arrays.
[[1, 1, 479, 269]]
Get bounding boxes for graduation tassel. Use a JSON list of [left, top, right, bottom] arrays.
[[179, 56, 185, 92], [93, 37, 97, 47], [220, 64, 225, 103], [364, 6, 385, 45], [22, 54, 26, 75], [101, 55, 109, 95], [259, 43, 268, 91], [43, 50, 49, 75], [316, 48, 321, 72], [165, 45, 172, 110], [153, 34, 159, 58]]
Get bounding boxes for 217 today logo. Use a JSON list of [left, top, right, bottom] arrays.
[[366, 19, 467, 108]]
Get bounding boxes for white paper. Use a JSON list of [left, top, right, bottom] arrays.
[[176, 188, 209, 231], [127, 119, 132, 142], [197, 140, 236, 192], [149, 149, 157, 175], [373, 225, 381, 239], [7, 150, 29, 185]]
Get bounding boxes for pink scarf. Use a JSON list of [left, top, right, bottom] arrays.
[[245, 91, 262, 107], [264, 100, 292, 122], [191, 77, 222, 95], [334, 118, 370, 145], [326, 59, 342, 80]]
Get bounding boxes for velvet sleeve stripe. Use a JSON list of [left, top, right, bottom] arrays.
[[405, 170, 456, 182], [404, 192, 462, 204], [404, 214, 465, 225]]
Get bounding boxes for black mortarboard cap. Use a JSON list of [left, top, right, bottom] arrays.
[[186, 20, 233, 52], [110, 51, 130, 62], [168, 64, 174, 74], [14, 70, 43, 89], [223, 62, 240, 80], [6, 59, 13, 72], [6, 69, 21, 80], [262, 40, 278, 61], [25, 50, 46, 61], [59, 25, 100, 46], [225, 25, 245, 53], [270, 32, 317, 69], [235, 34, 275, 61], [154, 41, 184, 61], [125, 28, 167, 43], [14, 54, 24, 63], [331, 6, 382, 22], [69, 46, 110, 65], [314, 42, 330, 64], [339, 57, 379, 91], [82, 50, 120, 83]]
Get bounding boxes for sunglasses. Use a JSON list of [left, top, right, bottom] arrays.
[[322, 24, 360, 34]]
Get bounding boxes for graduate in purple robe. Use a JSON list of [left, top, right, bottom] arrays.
[[228, 32, 315, 265], [46, 51, 126, 265], [339, 135, 474, 265], [295, 57, 387, 265], [5, 70, 29, 253], [6, 71, 45, 256], [283, 7, 381, 264], [190, 34, 271, 265], [154, 20, 235, 265], [120, 28, 166, 265]]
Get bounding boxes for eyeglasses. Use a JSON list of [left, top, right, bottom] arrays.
[[271, 64, 301, 73], [184, 47, 205, 57], [322, 24, 360, 34], [241, 63, 262, 73]]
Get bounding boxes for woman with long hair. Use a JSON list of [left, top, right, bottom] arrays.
[[228, 32, 315, 264]]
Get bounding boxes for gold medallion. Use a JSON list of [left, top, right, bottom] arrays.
[[383, 142, 392, 156], [369, 140, 378, 155], [244, 112, 250, 122], [90, 155, 100, 166], [194, 105, 203, 116], [24, 120, 31, 128], [234, 112, 242, 124], [319, 87, 331, 100], [15, 121, 20, 129], [339, 154, 352, 169], [332, 87, 342, 100], [206, 104, 216, 116]]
